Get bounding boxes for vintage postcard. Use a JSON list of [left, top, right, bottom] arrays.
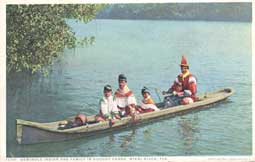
[[0, 0, 254, 162]]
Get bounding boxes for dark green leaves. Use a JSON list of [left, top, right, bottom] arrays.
[[7, 4, 105, 75]]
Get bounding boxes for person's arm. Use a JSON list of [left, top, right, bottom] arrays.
[[127, 94, 137, 106], [163, 78, 179, 95], [168, 83, 176, 93], [188, 76, 197, 95], [100, 99, 111, 119], [111, 111, 120, 119], [127, 95, 137, 114], [140, 102, 159, 111], [111, 100, 120, 119]]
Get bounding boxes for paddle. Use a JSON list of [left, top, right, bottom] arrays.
[[163, 92, 175, 97], [154, 87, 163, 102], [149, 87, 175, 102], [147, 86, 162, 102]]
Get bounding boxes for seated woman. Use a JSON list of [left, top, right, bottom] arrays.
[[136, 87, 160, 113], [96, 85, 120, 123], [163, 82, 194, 108]]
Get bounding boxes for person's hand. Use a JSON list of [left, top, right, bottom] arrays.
[[106, 116, 112, 120], [110, 119, 116, 125], [176, 92, 184, 97], [130, 107, 136, 114], [114, 114, 121, 120], [172, 91, 177, 96]]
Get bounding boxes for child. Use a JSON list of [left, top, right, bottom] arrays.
[[96, 85, 120, 123], [58, 113, 88, 130], [136, 87, 159, 113]]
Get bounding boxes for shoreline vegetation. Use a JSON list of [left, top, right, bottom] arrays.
[[6, 4, 105, 75], [96, 3, 252, 22]]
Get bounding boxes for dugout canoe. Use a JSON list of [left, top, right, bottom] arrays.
[[16, 87, 234, 144]]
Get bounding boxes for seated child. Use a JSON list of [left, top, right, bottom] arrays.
[[136, 87, 160, 113], [95, 85, 120, 123], [58, 113, 88, 130]]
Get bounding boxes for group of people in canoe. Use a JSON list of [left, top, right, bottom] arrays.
[[95, 74, 160, 124], [59, 56, 197, 128]]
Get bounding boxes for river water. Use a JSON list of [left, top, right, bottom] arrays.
[[7, 19, 252, 156]]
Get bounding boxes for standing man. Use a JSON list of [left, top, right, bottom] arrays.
[[114, 74, 137, 116], [162, 56, 197, 105]]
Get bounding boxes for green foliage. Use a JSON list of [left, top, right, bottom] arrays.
[[7, 4, 105, 74]]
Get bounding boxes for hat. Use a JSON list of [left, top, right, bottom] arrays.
[[141, 87, 150, 94], [104, 85, 112, 91], [180, 55, 189, 68], [118, 74, 127, 82]]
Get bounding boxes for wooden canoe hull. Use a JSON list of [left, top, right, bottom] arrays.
[[16, 88, 234, 144]]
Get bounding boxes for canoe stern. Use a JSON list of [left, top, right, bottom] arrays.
[[16, 120, 23, 144]]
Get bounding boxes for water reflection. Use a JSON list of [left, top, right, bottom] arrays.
[[119, 129, 136, 149], [107, 134, 116, 145], [13, 137, 83, 157], [177, 115, 200, 155], [143, 128, 152, 141]]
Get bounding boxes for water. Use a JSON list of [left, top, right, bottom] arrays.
[[7, 19, 252, 157]]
